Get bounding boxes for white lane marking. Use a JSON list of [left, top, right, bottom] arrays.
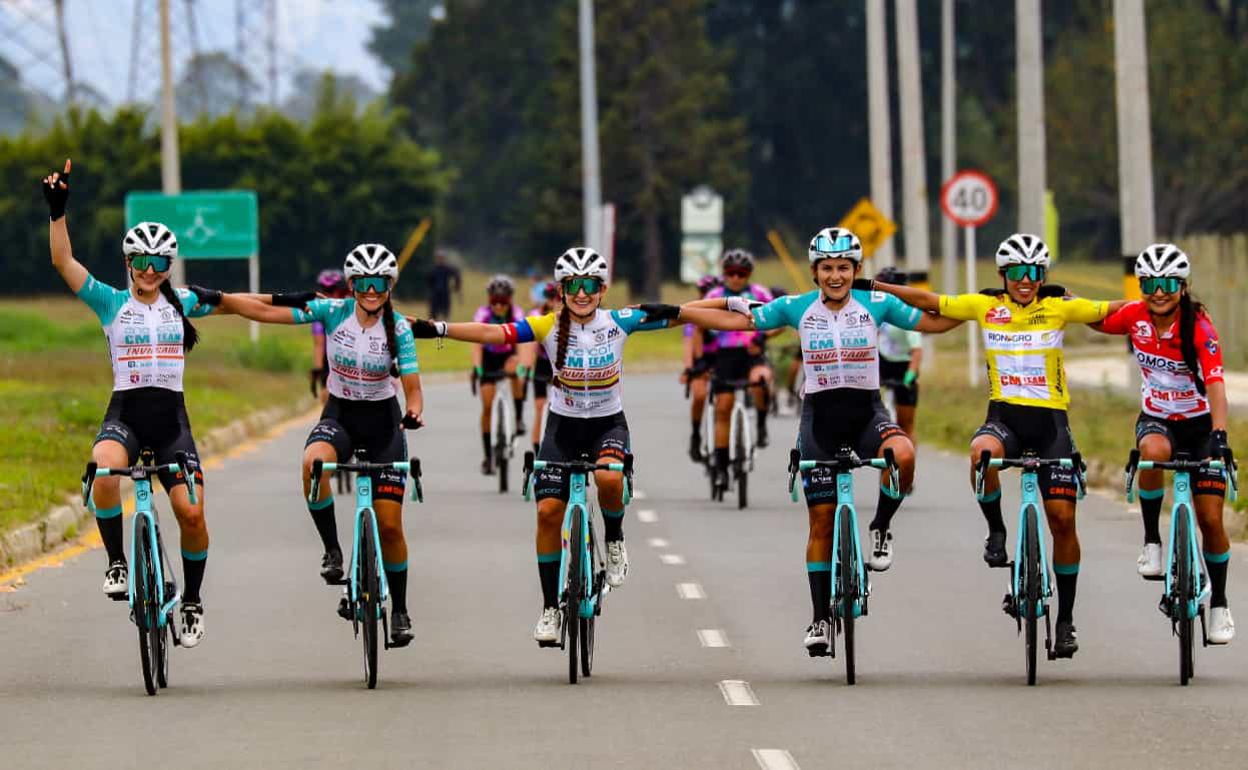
[[676, 582, 705, 599], [647, 537, 669, 548], [660, 553, 685, 565], [697, 629, 729, 648], [633, 490, 648, 500], [752, 749, 800, 770], [637, 508, 658, 523], [718, 679, 759, 706]]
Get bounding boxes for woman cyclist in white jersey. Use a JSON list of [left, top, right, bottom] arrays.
[[411, 247, 673, 645], [209, 245, 425, 647], [676, 227, 961, 655]]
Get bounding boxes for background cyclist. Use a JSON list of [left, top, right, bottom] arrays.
[[525, 280, 561, 456], [683, 274, 721, 462], [1094, 244, 1235, 644], [310, 268, 351, 403], [472, 275, 529, 474], [874, 266, 923, 441]]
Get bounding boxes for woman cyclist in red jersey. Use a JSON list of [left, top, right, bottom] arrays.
[[1094, 244, 1235, 644]]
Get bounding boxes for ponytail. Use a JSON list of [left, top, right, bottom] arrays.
[[554, 303, 573, 375], [158, 280, 200, 353], [1177, 289, 1208, 397], [382, 297, 400, 378]]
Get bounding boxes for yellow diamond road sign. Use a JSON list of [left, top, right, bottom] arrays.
[[838, 198, 897, 258]]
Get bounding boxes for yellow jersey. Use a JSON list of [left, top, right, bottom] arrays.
[[939, 293, 1110, 410]]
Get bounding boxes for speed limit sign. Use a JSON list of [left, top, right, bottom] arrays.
[[940, 170, 998, 227]]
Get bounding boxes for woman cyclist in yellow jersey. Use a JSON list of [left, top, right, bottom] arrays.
[[868, 233, 1128, 659]]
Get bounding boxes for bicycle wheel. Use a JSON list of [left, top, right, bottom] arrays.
[[1023, 504, 1041, 686], [566, 507, 583, 684], [838, 505, 857, 685], [1175, 504, 1194, 686], [359, 511, 380, 689], [154, 527, 171, 689], [734, 410, 749, 510], [134, 516, 159, 696], [496, 399, 509, 494]]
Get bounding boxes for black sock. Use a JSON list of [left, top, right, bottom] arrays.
[[715, 447, 729, 469], [385, 563, 408, 613], [481, 432, 492, 460], [538, 558, 560, 608], [807, 566, 831, 623], [691, 420, 701, 438], [182, 550, 207, 604], [514, 399, 525, 419], [603, 510, 624, 542], [978, 490, 1006, 534], [307, 498, 340, 553], [870, 485, 904, 532], [1055, 565, 1079, 623], [1139, 489, 1164, 544], [1206, 551, 1230, 608], [95, 506, 125, 563]]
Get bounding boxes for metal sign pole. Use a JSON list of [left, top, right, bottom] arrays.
[[965, 225, 979, 386], [249, 253, 260, 343]]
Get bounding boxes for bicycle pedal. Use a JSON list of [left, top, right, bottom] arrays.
[[537, 640, 560, 649], [109, 592, 128, 602], [1001, 593, 1017, 618], [1141, 574, 1165, 582]]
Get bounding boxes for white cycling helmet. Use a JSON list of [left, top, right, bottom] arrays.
[[123, 222, 178, 258], [1134, 243, 1190, 280], [554, 247, 609, 281], [808, 227, 863, 264], [343, 243, 399, 282], [995, 233, 1050, 268]]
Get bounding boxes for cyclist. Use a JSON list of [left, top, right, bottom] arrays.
[[525, 281, 561, 455], [704, 249, 775, 486], [472, 275, 529, 474], [676, 227, 961, 655], [411, 247, 672, 645], [210, 244, 425, 647], [1094, 244, 1234, 644], [874, 266, 922, 440], [42, 159, 217, 648], [310, 268, 351, 403], [683, 274, 721, 462], [867, 233, 1127, 659]]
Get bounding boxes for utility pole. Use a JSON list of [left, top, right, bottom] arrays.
[[266, 0, 278, 106], [866, 0, 895, 269], [940, 0, 957, 293], [53, 0, 75, 104], [160, 0, 185, 285], [895, 0, 931, 286], [1114, 0, 1154, 294], [578, 0, 603, 251], [1016, 0, 1046, 235]]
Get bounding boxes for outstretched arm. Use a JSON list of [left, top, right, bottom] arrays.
[[678, 306, 754, 331], [870, 281, 941, 312], [43, 159, 88, 294], [218, 293, 301, 324], [915, 313, 964, 333]]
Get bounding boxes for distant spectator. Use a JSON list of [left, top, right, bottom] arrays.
[[428, 251, 462, 319]]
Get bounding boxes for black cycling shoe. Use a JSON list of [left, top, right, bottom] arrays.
[[983, 530, 1009, 568], [320, 548, 344, 584], [390, 610, 414, 647], [337, 596, 353, 621], [1052, 619, 1078, 659], [756, 422, 769, 449], [688, 434, 704, 463], [515, 419, 527, 437], [481, 457, 494, 475]]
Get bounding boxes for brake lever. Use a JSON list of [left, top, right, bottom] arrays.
[[409, 459, 423, 503], [309, 459, 324, 504], [882, 447, 900, 498], [81, 462, 98, 510], [1124, 449, 1140, 503], [787, 448, 800, 502], [974, 449, 992, 499], [522, 450, 535, 502], [1072, 451, 1087, 501], [175, 450, 198, 506]]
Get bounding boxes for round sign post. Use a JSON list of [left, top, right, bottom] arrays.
[[940, 171, 999, 387]]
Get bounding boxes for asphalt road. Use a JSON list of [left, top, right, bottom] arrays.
[[3, 375, 1247, 769]]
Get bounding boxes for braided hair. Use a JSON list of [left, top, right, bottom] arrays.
[[553, 302, 573, 374], [157, 280, 200, 352], [1177, 289, 1209, 397], [381, 296, 400, 377]]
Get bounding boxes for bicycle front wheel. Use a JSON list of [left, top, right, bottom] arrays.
[[496, 399, 510, 494], [734, 410, 749, 510], [838, 505, 857, 686], [134, 515, 159, 696], [1175, 504, 1195, 686], [359, 511, 380, 689], [1022, 504, 1041, 686], [566, 508, 584, 685]]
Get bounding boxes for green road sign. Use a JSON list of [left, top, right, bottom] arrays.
[[125, 190, 259, 259]]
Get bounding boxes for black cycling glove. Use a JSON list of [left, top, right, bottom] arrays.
[[42, 167, 70, 221], [1211, 430, 1232, 462], [852, 278, 875, 291], [271, 291, 317, 308], [637, 303, 681, 322], [410, 319, 447, 339], [187, 284, 223, 308]]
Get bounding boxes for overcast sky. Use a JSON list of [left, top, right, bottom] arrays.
[[0, 0, 390, 104]]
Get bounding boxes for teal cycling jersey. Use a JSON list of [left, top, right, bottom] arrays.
[[751, 289, 921, 393], [76, 273, 214, 392], [292, 299, 419, 401]]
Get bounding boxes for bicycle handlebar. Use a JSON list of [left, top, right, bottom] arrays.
[[787, 447, 898, 503], [975, 450, 1086, 500], [309, 458, 423, 504], [1124, 448, 1237, 503], [81, 456, 198, 509], [522, 452, 634, 503]]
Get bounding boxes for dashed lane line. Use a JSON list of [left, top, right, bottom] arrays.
[[637, 509, 658, 523], [676, 582, 705, 599], [718, 679, 759, 706], [646, 537, 669, 548], [697, 629, 729, 648], [752, 749, 800, 770], [660, 553, 686, 566]]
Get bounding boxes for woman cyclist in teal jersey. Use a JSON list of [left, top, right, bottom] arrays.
[[675, 227, 961, 655], [412, 247, 673, 645], [209, 245, 425, 647]]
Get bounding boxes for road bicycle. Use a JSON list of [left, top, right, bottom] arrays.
[[524, 451, 633, 684], [975, 450, 1085, 686], [475, 370, 518, 493], [310, 449, 423, 690], [788, 446, 898, 685], [1125, 450, 1239, 685], [703, 376, 763, 509], [82, 450, 197, 696]]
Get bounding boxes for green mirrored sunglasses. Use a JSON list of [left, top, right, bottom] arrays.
[[562, 277, 602, 296], [351, 276, 391, 294], [1003, 264, 1045, 282], [1140, 276, 1182, 295], [128, 254, 172, 273]]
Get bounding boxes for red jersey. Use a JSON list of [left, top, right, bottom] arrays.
[[1099, 300, 1224, 420]]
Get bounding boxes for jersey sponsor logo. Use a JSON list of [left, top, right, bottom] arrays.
[[1206, 337, 1219, 355], [1209, 365, 1224, 379], [1134, 351, 1187, 373], [984, 306, 1012, 325], [1131, 321, 1154, 342]]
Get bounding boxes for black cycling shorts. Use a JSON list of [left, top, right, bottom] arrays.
[[879, 359, 919, 407], [1135, 413, 1226, 497], [306, 396, 408, 503], [797, 389, 905, 505], [532, 357, 553, 400], [713, 348, 770, 394], [534, 411, 630, 503], [973, 401, 1078, 503], [94, 388, 204, 492], [481, 350, 515, 383]]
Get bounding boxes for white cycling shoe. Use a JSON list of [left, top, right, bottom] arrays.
[[179, 602, 205, 648], [1208, 606, 1235, 645], [533, 607, 561, 645], [1137, 543, 1163, 579], [606, 541, 629, 587], [804, 619, 831, 656], [866, 529, 893, 572], [102, 560, 128, 600]]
